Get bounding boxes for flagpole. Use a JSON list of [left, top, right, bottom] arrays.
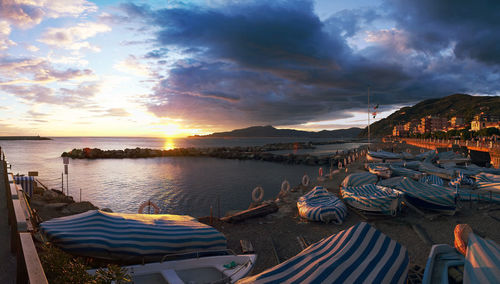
[[367, 87, 370, 149]]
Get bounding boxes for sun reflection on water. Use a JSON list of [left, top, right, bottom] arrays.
[[163, 138, 176, 150]]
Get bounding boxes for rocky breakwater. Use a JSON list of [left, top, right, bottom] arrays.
[[61, 142, 362, 166]]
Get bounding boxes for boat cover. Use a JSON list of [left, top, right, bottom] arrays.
[[13, 176, 34, 197], [389, 165, 424, 179], [437, 151, 470, 164], [393, 177, 456, 212], [341, 184, 402, 215], [419, 162, 454, 179], [237, 222, 409, 284], [377, 177, 405, 188], [475, 173, 500, 183], [40, 210, 227, 259], [419, 174, 444, 186], [457, 189, 500, 204], [367, 150, 402, 159], [464, 233, 500, 284], [448, 172, 475, 188], [475, 181, 500, 194], [464, 165, 500, 175], [341, 172, 378, 188], [297, 186, 347, 224]]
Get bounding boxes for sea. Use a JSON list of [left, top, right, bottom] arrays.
[[0, 137, 365, 217]]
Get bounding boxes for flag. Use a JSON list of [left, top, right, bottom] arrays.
[[372, 112, 377, 118], [374, 104, 379, 110]]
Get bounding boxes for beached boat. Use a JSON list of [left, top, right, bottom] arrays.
[[367, 164, 392, 178], [437, 151, 471, 165], [475, 172, 500, 183], [419, 162, 455, 180], [88, 252, 256, 284], [341, 172, 378, 188], [297, 186, 347, 224], [40, 210, 227, 261], [422, 244, 464, 284], [419, 174, 444, 186], [393, 177, 457, 215], [463, 232, 500, 283], [366, 150, 403, 163], [341, 184, 402, 215], [237, 222, 409, 284], [390, 165, 424, 180]]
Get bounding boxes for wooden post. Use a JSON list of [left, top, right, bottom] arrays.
[[61, 173, 63, 192]]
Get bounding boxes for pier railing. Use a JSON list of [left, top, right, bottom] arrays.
[[2, 152, 48, 284]]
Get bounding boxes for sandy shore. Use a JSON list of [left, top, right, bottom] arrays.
[[29, 141, 500, 278], [202, 142, 500, 276]]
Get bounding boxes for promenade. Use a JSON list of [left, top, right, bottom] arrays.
[[0, 162, 16, 284]]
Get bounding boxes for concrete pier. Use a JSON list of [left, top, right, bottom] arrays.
[[0, 162, 16, 284]]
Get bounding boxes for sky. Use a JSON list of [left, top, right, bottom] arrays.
[[0, 0, 499, 137]]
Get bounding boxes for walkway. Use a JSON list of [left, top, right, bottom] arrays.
[[0, 162, 16, 284]]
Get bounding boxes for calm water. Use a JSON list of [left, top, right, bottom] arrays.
[[1, 137, 362, 217]]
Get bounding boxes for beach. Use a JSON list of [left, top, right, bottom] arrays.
[[27, 141, 500, 279]]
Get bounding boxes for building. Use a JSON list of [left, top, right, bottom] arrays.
[[404, 119, 419, 134], [450, 116, 464, 127], [471, 113, 500, 131], [418, 116, 448, 133], [392, 125, 407, 137]]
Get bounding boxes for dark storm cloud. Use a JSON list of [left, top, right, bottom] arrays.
[[119, 0, 499, 127]]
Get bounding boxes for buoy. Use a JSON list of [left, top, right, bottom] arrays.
[[318, 167, 323, 177], [138, 200, 160, 214], [302, 174, 310, 187], [280, 180, 290, 195], [252, 186, 264, 203]]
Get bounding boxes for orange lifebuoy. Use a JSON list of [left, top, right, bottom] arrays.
[[318, 167, 323, 177], [252, 186, 264, 203], [138, 200, 160, 214]]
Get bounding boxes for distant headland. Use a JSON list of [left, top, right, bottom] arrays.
[[191, 125, 362, 138], [0, 136, 51, 140]]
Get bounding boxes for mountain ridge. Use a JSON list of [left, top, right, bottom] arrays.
[[193, 125, 362, 138]]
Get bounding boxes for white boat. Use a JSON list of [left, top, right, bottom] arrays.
[[422, 244, 464, 284], [88, 252, 257, 284]]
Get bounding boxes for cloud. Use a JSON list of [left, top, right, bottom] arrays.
[[39, 22, 111, 51], [113, 0, 500, 128], [0, 20, 15, 50], [0, 0, 97, 28], [114, 55, 151, 76], [101, 108, 130, 117], [0, 56, 94, 84]]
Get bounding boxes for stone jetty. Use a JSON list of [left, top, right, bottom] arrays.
[[61, 141, 365, 167]]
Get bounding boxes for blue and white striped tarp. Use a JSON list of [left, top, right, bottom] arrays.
[[419, 174, 444, 186], [390, 165, 423, 180], [394, 177, 456, 214], [297, 186, 347, 224], [237, 222, 409, 284], [40, 210, 227, 259], [475, 173, 500, 183], [341, 184, 402, 215], [475, 182, 500, 194], [448, 171, 475, 188], [14, 176, 34, 197], [341, 172, 378, 188], [457, 189, 500, 204], [464, 233, 500, 284]]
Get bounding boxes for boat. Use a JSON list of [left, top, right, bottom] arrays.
[[390, 165, 424, 180], [393, 177, 457, 215], [237, 222, 409, 284], [367, 164, 392, 178], [419, 162, 455, 180], [474, 173, 500, 193], [463, 232, 500, 283], [366, 150, 403, 163], [341, 172, 378, 188], [88, 251, 256, 284], [475, 172, 500, 183], [419, 174, 444, 186], [40, 210, 227, 261], [341, 184, 402, 215], [448, 172, 475, 188], [297, 186, 347, 224], [422, 244, 465, 284], [436, 151, 471, 165]]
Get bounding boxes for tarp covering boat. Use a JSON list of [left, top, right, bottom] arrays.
[[237, 222, 409, 284], [475, 181, 500, 194], [393, 177, 457, 215], [419, 174, 444, 186], [40, 210, 227, 259], [297, 186, 347, 224], [377, 177, 405, 188], [437, 151, 470, 164], [367, 164, 392, 178], [475, 172, 500, 183], [341, 172, 378, 188], [366, 150, 402, 162], [464, 233, 500, 284], [341, 184, 402, 215], [457, 189, 500, 203], [389, 165, 424, 180], [419, 162, 455, 179], [448, 172, 475, 188]]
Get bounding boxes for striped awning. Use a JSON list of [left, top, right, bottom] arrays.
[[464, 233, 500, 283], [341, 172, 378, 188], [40, 210, 227, 259], [237, 222, 409, 284], [394, 177, 456, 213], [297, 186, 347, 224], [14, 176, 34, 197], [341, 184, 402, 215]]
